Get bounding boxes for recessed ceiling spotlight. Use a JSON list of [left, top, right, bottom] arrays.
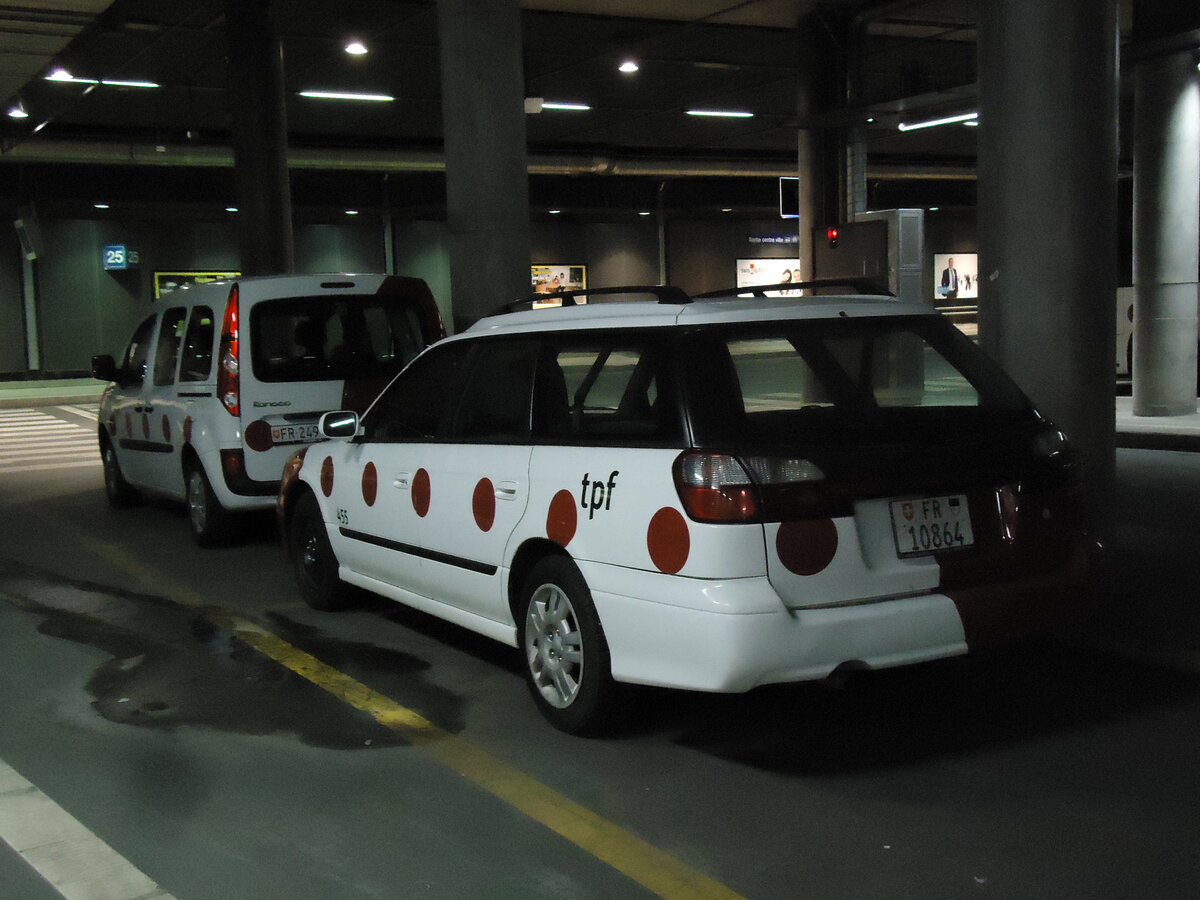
[[619, 59, 639, 74], [45, 67, 98, 84], [7, 104, 28, 119], [638, 211, 652, 216], [721, 207, 733, 213], [344, 40, 368, 55], [345, 209, 359, 216], [225, 206, 238, 213], [94, 203, 110, 209], [548, 209, 562, 215], [686, 109, 754, 118]]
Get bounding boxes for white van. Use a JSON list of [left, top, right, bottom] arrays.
[[92, 273, 444, 545]]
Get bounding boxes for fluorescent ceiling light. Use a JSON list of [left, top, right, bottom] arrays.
[[46, 68, 98, 84], [638, 211, 652, 216], [225, 207, 238, 213], [897, 111, 978, 131], [345, 209, 359, 215], [619, 60, 639, 73], [94, 203, 110, 209], [101, 79, 159, 88], [345, 41, 368, 55], [298, 90, 394, 102], [542, 102, 590, 111], [686, 109, 754, 118], [548, 209, 561, 214]]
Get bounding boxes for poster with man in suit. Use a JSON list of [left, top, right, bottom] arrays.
[[933, 253, 978, 302]]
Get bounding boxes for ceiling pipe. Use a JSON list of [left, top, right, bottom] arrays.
[[0, 138, 974, 181]]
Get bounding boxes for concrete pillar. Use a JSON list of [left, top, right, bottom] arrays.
[[225, 0, 294, 276], [436, 0, 531, 330], [1132, 52, 1200, 416], [977, 0, 1119, 514]]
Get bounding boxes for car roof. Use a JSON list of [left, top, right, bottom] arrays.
[[463, 291, 938, 338]]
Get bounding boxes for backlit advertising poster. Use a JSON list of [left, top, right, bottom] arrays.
[[933, 253, 978, 301], [531, 265, 587, 294], [736, 258, 801, 294]]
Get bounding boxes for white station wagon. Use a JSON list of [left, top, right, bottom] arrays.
[[278, 282, 1089, 734]]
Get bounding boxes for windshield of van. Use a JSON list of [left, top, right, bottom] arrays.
[[250, 295, 426, 383], [683, 315, 1034, 446]]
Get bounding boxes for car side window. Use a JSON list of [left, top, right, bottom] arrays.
[[532, 333, 680, 443], [451, 340, 538, 442], [178, 306, 215, 382], [152, 307, 188, 386], [120, 315, 157, 387], [360, 341, 471, 442]]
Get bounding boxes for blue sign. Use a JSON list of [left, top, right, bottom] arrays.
[[103, 245, 128, 270]]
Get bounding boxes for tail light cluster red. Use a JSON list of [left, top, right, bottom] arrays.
[[673, 451, 829, 523], [217, 284, 240, 416]]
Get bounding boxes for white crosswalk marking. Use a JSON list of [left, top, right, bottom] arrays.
[[0, 408, 99, 475]]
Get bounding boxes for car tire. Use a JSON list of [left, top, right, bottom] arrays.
[[185, 462, 231, 547], [519, 556, 622, 736], [288, 490, 353, 611], [101, 437, 138, 508]]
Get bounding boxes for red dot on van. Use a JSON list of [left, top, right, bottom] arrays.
[[546, 489, 577, 546], [161, 414, 171, 443], [473, 478, 496, 532], [362, 462, 378, 507], [647, 507, 689, 574], [183, 416, 193, 443], [412, 468, 431, 517], [775, 519, 838, 576], [124, 412, 133, 437], [244, 419, 273, 452], [141, 414, 150, 440], [320, 456, 335, 497]]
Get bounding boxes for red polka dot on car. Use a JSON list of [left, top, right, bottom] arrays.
[[362, 462, 378, 507], [412, 468, 431, 517], [775, 519, 839, 576], [161, 414, 171, 443], [244, 419, 273, 452], [320, 456, 335, 497], [546, 489, 577, 547], [183, 416, 193, 443], [141, 413, 150, 440], [647, 507, 689, 574], [124, 412, 132, 436], [473, 478, 496, 532]]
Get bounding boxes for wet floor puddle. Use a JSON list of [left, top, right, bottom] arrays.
[[0, 563, 466, 748]]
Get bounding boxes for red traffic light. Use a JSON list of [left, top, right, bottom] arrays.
[[826, 226, 839, 248]]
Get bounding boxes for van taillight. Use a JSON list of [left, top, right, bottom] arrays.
[[673, 452, 827, 523], [217, 284, 240, 416]]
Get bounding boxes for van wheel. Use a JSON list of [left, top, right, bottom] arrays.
[[101, 439, 138, 508], [519, 556, 621, 735], [186, 462, 230, 547], [288, 491, 352, 611]]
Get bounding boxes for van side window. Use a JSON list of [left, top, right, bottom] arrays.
[[179, 306, 215, 382], [533, 334, 679, 443], [153, 307, 188, 386], [120, 315, 157, 386], [452, 340, 538, 442], [360, 341, 471, 442]]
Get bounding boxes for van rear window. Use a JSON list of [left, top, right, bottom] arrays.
[[250, 295, 426, 383]]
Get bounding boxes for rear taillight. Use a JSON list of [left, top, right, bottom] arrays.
[[673, 452, 826, 523], [217, 284, 240, 416]]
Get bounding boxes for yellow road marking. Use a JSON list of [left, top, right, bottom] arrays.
[[54, 525, 748, 900]]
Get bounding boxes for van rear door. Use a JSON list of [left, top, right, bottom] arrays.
[[239, 278, 442, 484]]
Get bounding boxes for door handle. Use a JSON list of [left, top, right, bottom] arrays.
[[496, 481, 519, 500]]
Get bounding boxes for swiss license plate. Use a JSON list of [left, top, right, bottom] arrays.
[[271, 423, 321, 445], [890, 494, 974, 557]]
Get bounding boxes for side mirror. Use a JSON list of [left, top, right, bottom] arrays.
[[91, 354, 118, 383], [320, 410, 359, 440]]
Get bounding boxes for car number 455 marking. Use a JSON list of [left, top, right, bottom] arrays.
[[889, 494, 974, 557]]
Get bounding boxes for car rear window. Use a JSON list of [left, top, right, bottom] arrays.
[[684, 315, 1033, 446], [250, 295, 426, 383]]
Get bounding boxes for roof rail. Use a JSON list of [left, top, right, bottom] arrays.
[[487, 284, 692, 317], [693, 277, 894, 299]]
